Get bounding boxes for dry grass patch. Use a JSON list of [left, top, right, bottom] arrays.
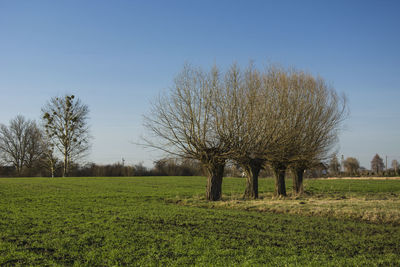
[[322, 176, 400, 180], [169, 193, 400, 225]]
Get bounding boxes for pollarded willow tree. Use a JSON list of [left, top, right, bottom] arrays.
[[287, 73, 347, 195], [144, 65, 233, 201], [214, 64, 282, 199], [261, 67, 311, 197], [42, 95, 90, 177], [262, 66, 347, 197]]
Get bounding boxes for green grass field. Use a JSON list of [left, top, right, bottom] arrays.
[[1, 177, 400, 266]]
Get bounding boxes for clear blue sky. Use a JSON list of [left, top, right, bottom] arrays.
[[1, 0, 400, 169]]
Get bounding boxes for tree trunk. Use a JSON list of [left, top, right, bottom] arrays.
[[205, 163, 225, 201], [243, 160, 263, 199], [63, 152, 68, 177], [273, 166, 287, 197], [50, 160, 54, 178], [16, 164, 22, 177], [292, 168, 305, 195]]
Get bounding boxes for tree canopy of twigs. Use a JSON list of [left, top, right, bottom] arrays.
[[267, 67, 348, 196], [144, 65, 233, 200]]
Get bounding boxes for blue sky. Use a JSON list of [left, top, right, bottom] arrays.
[[1, 0, 399, 169]]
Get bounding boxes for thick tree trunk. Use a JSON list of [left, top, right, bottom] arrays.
[[16, 164, 22, 177], [243, 160, 263, 199], [273, 166, 287, 197], [205, 163, 225, 201], [292, 168, 305, 195]]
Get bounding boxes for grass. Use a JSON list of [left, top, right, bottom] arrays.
[[0, 176, 400, 266], [176, 178, 400, 225]]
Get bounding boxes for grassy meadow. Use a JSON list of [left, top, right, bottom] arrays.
[[1, 176, 400, 266]]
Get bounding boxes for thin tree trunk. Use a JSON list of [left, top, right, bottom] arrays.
[[292, 168, 305, 195], [243, 160, 263, 199], [273, 166, 287, 197], [63, 151, 68, 177], [205, 163, 225, 201], [50, 159, 54, 178]]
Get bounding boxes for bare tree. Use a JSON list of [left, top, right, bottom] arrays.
[[329, 154, 341, 176], [41, 137, 58, 178], [25, 123, 45, 172], [0, 115, 43, 176], [392, 159, 399, 175], [343, 157, 360, 176], [254, 67, 347, 196], [144, 65, 232, 201], [287, 73, 347, 195], [215, 64, 282, 199], [371, 154, 384, 175], [258, 67, 310, 196], [42, 95, 90, 177], [256, 67, 308, 196]]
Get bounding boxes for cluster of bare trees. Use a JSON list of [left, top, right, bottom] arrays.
[[64, 158, 203, 177], [0, 116, 44, 176], [145, 63, 347, 200], [0, 95, 90, 177]]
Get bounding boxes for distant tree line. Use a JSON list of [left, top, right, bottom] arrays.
[[0, 157, 204, 177], [328, 153, 400, 177]]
